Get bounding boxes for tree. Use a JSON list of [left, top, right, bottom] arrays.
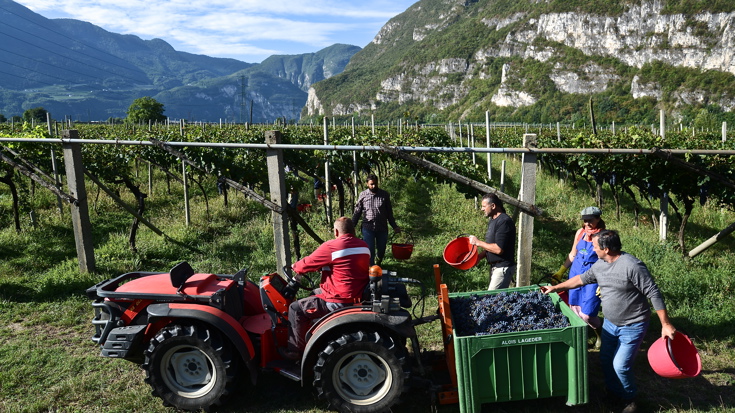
[[23, 107, 47, 123], [0, 113, 7, 122], [126, 96, 166, 123], [693, 108, 719, 130]]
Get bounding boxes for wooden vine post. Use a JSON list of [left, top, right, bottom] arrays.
[[62, 130, 96, 273], [265, 130, 292, 273], [516, 134, 537, 287]]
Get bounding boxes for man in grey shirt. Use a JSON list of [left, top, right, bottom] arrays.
[[544, 230, 676, 413]]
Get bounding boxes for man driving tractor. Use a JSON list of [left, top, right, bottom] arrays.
[[282, 217, 371, 360]]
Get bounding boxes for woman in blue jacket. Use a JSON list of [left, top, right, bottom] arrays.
[[552, 207, 605, 346]]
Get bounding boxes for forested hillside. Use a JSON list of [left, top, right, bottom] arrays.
[[308, 0, 735, 127]]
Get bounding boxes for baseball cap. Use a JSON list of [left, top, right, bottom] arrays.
[[581, 206, 602, 220]]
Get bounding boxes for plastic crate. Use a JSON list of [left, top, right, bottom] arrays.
[[449, 285, 588, 413]]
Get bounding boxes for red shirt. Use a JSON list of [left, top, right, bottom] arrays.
[[292, 234, 370, 303]]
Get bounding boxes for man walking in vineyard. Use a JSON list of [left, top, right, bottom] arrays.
[[543, 230, 677, 413], [352, 174, 401, 265], [468, 193, 516, 290]]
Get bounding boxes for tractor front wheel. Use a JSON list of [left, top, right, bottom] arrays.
[[314, 330, 407, 413], [143, 324, 238, 411]]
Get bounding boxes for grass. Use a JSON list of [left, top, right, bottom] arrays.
[[1, 153, 734, 412]]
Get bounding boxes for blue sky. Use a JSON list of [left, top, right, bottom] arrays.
[[15, 0, 417, 63]]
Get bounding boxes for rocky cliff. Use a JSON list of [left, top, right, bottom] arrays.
[[308, 0, 735, 124]]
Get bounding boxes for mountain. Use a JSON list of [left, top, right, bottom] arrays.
[[155, 44, 362, 123], [307, 0, 735, 126], [0, 0, 359, 122], [255, 44, 362, 93]]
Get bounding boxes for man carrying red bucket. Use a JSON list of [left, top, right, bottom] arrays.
[[467, 193, 516, 290], [543, 230, 677, 413]]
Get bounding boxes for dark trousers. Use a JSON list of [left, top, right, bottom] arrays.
[[361, 226, 388, 265], [287, 295, 349, 352]]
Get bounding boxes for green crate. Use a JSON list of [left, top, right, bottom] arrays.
[[449, 285, 588, 413]]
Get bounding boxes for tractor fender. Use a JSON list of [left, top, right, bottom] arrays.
[[146, 303, 259, 385], [300, 307, 417, 382]]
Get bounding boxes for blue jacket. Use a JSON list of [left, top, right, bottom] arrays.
[[568, 236, 601, 316]]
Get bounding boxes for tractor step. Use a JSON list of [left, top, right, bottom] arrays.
[[267, 360, 302, 382]]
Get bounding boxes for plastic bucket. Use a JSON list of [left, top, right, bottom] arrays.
[[391, 231, 414, 260], [443, 236, 479, 270], [391, 243, 413, 260], [647, 331, 701, 378]]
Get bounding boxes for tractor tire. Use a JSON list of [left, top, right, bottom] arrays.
[[142, 324, 239, 412], [313, 330, 408, 413]]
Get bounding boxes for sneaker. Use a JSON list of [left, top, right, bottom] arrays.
[[621, 400, 638, 413]]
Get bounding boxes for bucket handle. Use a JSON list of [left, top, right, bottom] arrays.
[[454, 234, 478, 265], [390, 230, 414, 245], [665, 335, 684, 373]]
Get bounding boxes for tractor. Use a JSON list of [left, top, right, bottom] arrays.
[[86, 261, 431, 412]]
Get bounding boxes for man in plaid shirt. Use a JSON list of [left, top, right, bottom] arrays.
[[352, 174, 401, 265]]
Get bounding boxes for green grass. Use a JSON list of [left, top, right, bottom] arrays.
[[1, 153, 734, 412]]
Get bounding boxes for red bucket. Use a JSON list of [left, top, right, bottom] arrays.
[[391, 243, 413, 260], [443, 236, 479, 270], [391, 231, 414, 260], [647, 331, 701, 378]]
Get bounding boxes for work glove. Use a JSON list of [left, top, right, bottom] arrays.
[[596, 286, 602, 298], [552, 264, 567, 283]]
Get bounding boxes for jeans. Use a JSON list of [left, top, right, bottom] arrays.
[[361, 226, 388, 265], [600, 318, 649, 401]]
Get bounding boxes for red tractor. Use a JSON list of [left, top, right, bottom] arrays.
[[86, 261, 430, 412]]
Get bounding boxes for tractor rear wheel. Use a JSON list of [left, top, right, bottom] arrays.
[[143, 324, 238, 411], [314, 330, 407, 413]]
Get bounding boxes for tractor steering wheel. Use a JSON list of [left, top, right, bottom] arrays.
[[283, 266, 316, 291]]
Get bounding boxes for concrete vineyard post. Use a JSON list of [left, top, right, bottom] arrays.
[[660, 193, 668, 241], [486, 111, 492, 181], [47, 112, 64, 215], [723, 122, 727, 143], [660, 110, 665, 140], [323, 117, 332, 226], [183, 160, 190, 226]]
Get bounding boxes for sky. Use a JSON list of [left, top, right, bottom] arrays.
[[14, 0, 417, 63]]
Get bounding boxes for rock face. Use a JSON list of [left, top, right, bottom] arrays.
[[309, 0, 735, 119]]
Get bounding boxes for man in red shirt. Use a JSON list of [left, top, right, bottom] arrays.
[[283, 217, 371, 359]]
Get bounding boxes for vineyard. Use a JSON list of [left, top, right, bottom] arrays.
[[1, 121, 735, 412], [2, 121, 735, 255]]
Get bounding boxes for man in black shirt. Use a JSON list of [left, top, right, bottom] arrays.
[[469, 193, 516, 290]]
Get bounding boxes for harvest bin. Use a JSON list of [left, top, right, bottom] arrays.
[[449, 285, 589, 413]]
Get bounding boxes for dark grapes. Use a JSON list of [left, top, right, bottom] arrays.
[[450, 290, 570, 337]]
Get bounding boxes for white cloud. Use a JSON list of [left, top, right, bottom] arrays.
[[15, 0, 416, 62]]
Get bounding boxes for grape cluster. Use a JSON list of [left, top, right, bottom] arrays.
[[450, 290, 570, 337]]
